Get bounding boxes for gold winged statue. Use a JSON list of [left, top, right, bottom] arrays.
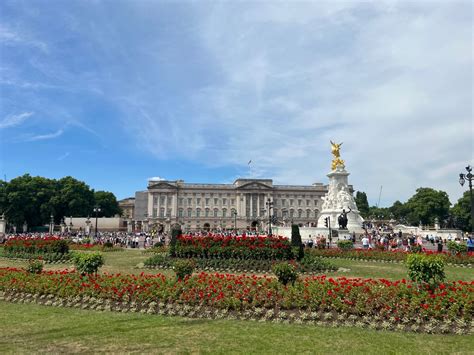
[[330, 141, 345, 171]]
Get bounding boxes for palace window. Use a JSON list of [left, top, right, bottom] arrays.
[[153, 208, 157, 217], [298, 210, 303, 218], [290, 210, 294, 218], [196, 209, 201, 218], [307, 210, 311, 218], [160, 196, 165, 204], [153, 196, 158, 205], [196, 198, 201, 205], [205, 208, 210, 217], [187, 198, 192, 205], [223, 198, 227, 205], [298, 200, 302, 206], [159, 208, 165, 217], [178, 209, 184, 217], [214, 198, 218, 205], [306, 200, 310, 206], [222, 209, 227, 217], [205, 198, 210, 205], [214, 209, 218, 217], [187, 209, 192, 217]]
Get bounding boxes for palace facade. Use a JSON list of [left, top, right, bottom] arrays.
[[122, 178, 329, 232]]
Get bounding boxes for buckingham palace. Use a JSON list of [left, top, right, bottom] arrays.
[[121, 178, 331, 233]]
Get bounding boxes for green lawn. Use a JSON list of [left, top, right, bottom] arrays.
[[1, 301, 472, 354], [1, 249, 473, 353], [1, 248, 472, 281]]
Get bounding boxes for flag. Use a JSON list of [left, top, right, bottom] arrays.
[[248, 160, 252, 165]]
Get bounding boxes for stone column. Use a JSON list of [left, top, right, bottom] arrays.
[[127, 219, 133, 233], [171, 194, 176, 219], [257, 194, 261, 217], [147, 193, 153, 221], [0, 214, 6, 235]]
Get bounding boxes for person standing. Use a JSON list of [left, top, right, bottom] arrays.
[[467, 236, 474, 252]]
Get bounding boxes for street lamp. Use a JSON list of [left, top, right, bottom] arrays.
[[459, 165, 474, 235], [266, 199, 273, 236], [49, 214, 54, 235], [93, 206, 101, 241]]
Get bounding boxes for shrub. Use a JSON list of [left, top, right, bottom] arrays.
[[411, 244, 422, 253], [272, 262, 298, 285], [26, 259, 43, 274], [337, 239, 353, 250], [316, 238, 327, 249], [174, 259, 195, 280], [72, 252, 104, 275], [291, 224, 304, 260], [103, 242, 113, 249], [447, 241, 468, 255], [406, 253, 445, 289], [169, 226, 182, 257]]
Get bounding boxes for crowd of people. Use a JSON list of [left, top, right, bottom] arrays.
[[1, 228, 473, 252]]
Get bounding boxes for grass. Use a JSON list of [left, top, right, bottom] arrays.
[[0, 248, 473, 353], [1, 301, 473, 354], [1, 248, 472, 281]]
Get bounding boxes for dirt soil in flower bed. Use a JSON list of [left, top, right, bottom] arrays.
[[0, 268, 472, 334]]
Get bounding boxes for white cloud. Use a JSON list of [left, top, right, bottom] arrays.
[[0, 112, 34, 129], [148, 176, 165, 182], [23, 129, 64, 142], [57, 152, 70, 161]]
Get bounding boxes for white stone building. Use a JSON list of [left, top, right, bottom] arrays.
[[130, 178, 329, 232]]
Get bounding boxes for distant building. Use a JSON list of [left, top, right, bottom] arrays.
[[118, 197, 135, 219], [125, 178, 329, 233]]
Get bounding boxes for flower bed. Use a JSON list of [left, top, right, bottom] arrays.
[[174, 235, 292, 260], [307, 248, 474, 266], [143, 255, 336, 274], [3, 237, 70, 262], [0, 267, 472, 334]]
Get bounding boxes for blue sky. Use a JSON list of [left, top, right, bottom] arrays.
[[0, 0, 472, 206]]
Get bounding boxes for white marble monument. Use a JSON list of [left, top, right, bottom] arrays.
[[317, 142, 364, 232]]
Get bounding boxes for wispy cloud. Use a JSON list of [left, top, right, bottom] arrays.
[[23, 129, 64, 142], [57, 152, 70, 161], [0, 112, 34, 129]]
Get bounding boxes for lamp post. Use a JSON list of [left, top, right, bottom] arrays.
[[49, 214, 54, 235], [93, 206, 101, 241], [232, 210, 237, 233], [459, 165, 474, 235], [266, 199, 273, 236]]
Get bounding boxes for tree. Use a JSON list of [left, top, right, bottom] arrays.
[[451, 191, 472, 232], [354, 191, 369, 217], [291, 224, 304, 260], [52, 176, 95, 221], [94, 191, 121, 217], [389, 200, 409, 224], [4, 174, 57, 228], [367, 206, 391, 220], [405, 188, 451, 226]]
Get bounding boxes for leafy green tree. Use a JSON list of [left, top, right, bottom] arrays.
[[405, 188, 451, 226], [4, 174, 57, 227], [368, 206, 391, 220], [52, 176, 95, 221], [451, 191, 472, 232], [94, 191, 121, 217], [389, 200, 409, 223], [354, 191, 369, 217]]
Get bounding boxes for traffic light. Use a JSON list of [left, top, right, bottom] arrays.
[[324, 217, 329, 228]]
